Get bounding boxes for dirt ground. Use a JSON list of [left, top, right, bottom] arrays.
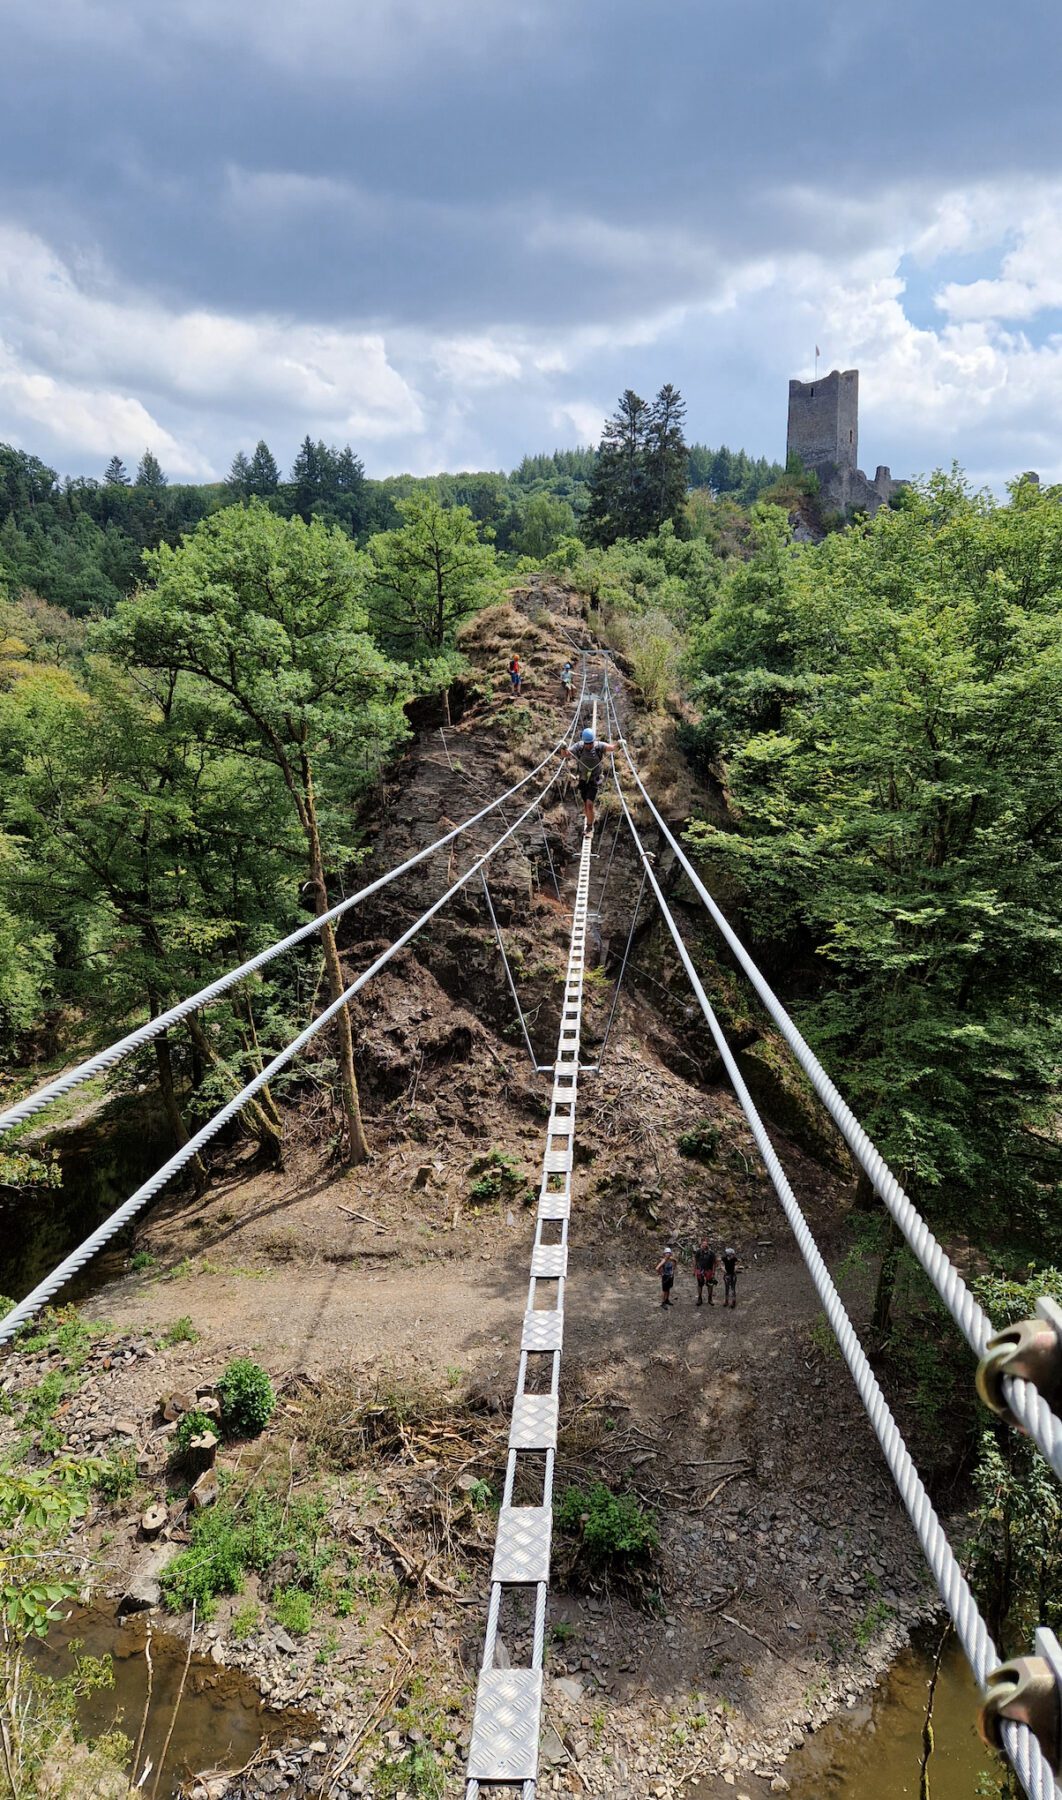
[[5, 582, 934, 1796]]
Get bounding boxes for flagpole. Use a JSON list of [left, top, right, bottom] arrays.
[[814, 345, 820, 378]]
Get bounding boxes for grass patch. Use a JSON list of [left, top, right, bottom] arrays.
[[160, 1481, 338, 1621], [161, 1316, 199, 1347]]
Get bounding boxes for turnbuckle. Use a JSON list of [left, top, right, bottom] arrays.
[[976, 1297, 1062, 1431], [979, 1627, 1062, 1776]]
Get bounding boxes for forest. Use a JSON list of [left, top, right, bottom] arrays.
[[0, 389, 1060, 1797]]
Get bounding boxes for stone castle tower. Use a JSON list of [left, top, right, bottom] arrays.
[[786, 368, 899, 514]]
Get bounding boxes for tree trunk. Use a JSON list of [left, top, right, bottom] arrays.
[[870, 1219, 904, 1346], [184, 1014, 284, 1162], [302, 763, 369, 1164], [152, 1027, 205, 1187]]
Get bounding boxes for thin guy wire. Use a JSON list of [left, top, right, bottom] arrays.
[[601, 678, 1062, 1489], [480, 871, 538, 1068], [593, 867, 647, 1070], [0, 760, 571, 1346], [607, 746, 1058, 1800], [0, 714, 583, 1139]]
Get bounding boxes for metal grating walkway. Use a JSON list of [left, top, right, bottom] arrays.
[[464, 827, 594, 1798]]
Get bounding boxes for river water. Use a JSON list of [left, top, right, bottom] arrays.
[[784, 1642, 993, 1798], [33, 1606, 316, 1793]]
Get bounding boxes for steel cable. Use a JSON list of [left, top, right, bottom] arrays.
[[601, 678, 1062, 1489], [0, 759, 571, 1345], [608, 749, 1059, 1800], [0, 711, 585, 1140]]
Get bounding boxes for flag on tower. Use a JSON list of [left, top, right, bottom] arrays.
[[815, 345, 820, 357]]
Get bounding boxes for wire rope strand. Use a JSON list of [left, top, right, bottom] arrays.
[[0, 760, 570, 1346], [601, 679, 1062, 1489], [480, 871, 538, 1068], [607, 752, 1059, 1800], [593, 864, 647, 1070], [0, 712, 585, 1140]]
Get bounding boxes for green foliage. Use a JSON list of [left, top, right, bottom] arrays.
[[161, 1315, 199, 1345], [367, 493, 497, 657], [684, 473, 1062, 1239], [555, 1482, 659, 1566], [160, 1482, 332, 1621], [585, 386, 689, 546], [128, 1251, 157, 1273], [853, 1598, 893, 1649], [373, 1747, 445, 1799], [468, 1149, 534, 1209], [231, 1600, 261, 1641], [0, 1459, 95, 1636], [273, 1586, 313, 1636], [677, 1120, 721, 1162], [92, 1452, 138, 1503], [217, 1357, 276, 1438], [172, 1409, 215, 1454]]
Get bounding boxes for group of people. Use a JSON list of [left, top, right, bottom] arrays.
[[656, 1242, 740, 1310], [505, 654, 617, 836]]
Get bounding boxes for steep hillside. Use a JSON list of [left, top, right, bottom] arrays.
[[0, 581, 931, 1798]]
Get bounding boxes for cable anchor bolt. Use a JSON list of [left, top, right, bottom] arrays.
[[975, 1297, 1062, 1429], [979, 1627, 1062, 1776]]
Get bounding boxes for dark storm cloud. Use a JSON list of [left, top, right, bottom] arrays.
[[2, 0, 1061, 331]]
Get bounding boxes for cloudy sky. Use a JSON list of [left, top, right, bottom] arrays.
[[2, 0, 1061, 488]]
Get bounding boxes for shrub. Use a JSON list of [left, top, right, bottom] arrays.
[[555, 1482, 659, 1565], [161, 1506, 248, 1618], [273, 1587, 313, 1636], [161, 1316, 199, 1346], [468, 1150, 534, 1210], [92, 1453, 137, 1504], [218, 1358, 275, 1437], [173, 1409, 215, 1454], [129, 1250, 156, 1273], [677, 1120, 720, 1163]]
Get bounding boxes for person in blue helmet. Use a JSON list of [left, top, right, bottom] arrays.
[[565, 726, 619, 835]]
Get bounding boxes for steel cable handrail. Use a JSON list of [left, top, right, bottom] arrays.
[[0, 708, 585, 1140], [607, 743, 1059, 1800], [0, 758, 571, 1345], [601, 677, 1062, 1488]]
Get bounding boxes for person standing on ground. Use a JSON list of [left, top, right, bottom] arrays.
[[655, 1246, 677, 1308], [509, 655, 522, 696], [565, 727, 619, 836], [722, 1246, 739, 1309], [560, 660, 574, 701], [694, 1239, 717, 1306]]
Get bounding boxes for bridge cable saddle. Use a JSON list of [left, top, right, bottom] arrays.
[[976, 1298, 1062, 1432], [981, 1627, 1062, 1777]]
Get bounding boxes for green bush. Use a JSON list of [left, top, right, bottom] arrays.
[[273, 1587, 313, 1636], [468, 1150, 534, 1210], [173, 1409, 215, 1454], [160, 1484, 331, 1620], [161, 1507, 247, 1618], [374, 1747, 445, 1799], [218, 1358, 275, 1437], [555, 1482, 658, 1565], [92, 1452, 137, 1503], [677, 1120, 721, 1162], [161, 1316, 199, 1346]]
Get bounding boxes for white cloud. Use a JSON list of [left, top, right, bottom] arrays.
[[0, 342, 204, 475], [0, 224, 425, 472], [551, 400, 605, 444]]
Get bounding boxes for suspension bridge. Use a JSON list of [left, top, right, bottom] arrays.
[[1, 652, 1060, 1799]]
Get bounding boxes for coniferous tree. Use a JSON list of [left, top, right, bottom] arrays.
[[247, 440, 280, 496], [228, 451, 251, 497], [291, 436, 324, 521], [136, 449, 167, 489], [584, 390, 652, 546], [644, 384, 689, 535], [104, 456, 130, 486]]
